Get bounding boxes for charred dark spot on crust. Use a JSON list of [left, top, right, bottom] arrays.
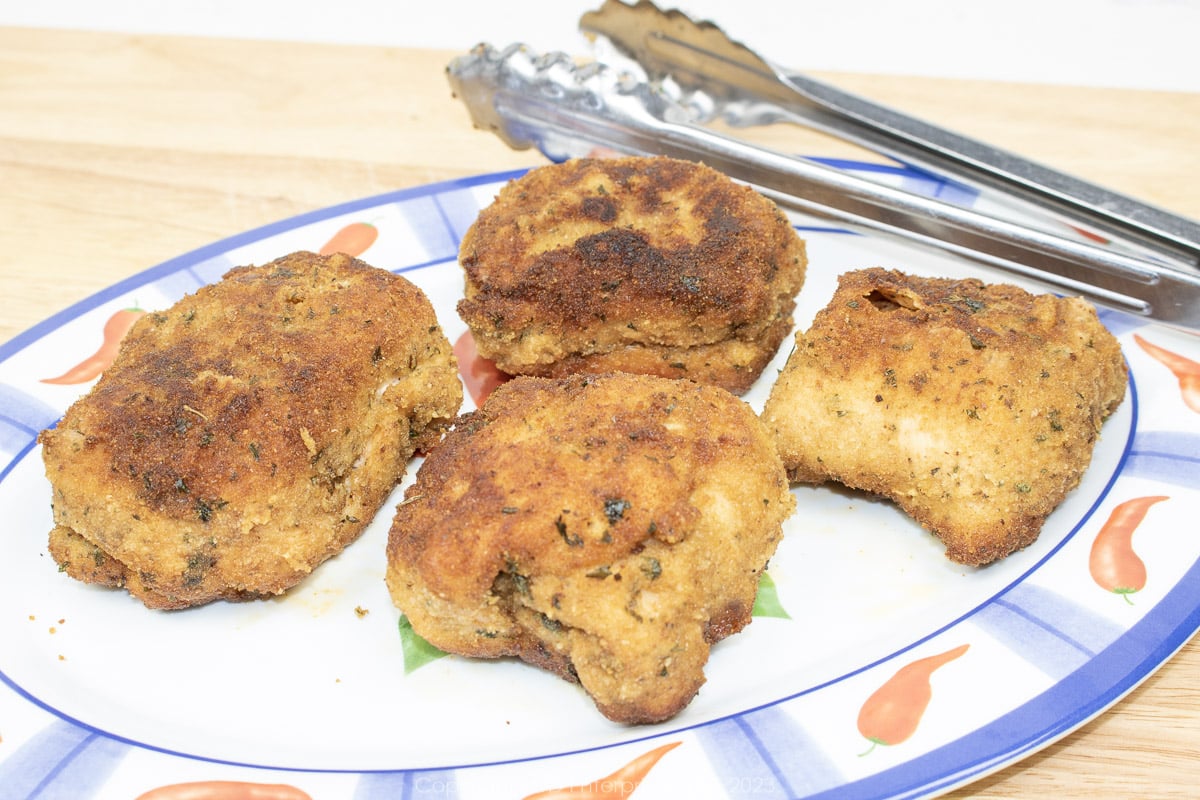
[[575, 227, 665, 276], [702, 198, 742, 237], [580, 195, 617, 223]]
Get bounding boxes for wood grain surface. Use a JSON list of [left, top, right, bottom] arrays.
[[1, 26, 1197, 798]]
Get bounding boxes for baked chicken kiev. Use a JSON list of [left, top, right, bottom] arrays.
[[761, 268, 1126, 567], [456, 155, 807, 395], [40, 251, 462, 609], [386, 372, 795, 724]]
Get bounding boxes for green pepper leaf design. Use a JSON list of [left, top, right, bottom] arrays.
[[398, 615, 448, 673], [752, 571, 790, 619]]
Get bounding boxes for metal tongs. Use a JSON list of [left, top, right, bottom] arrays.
[[447, 0, 1200, 331]]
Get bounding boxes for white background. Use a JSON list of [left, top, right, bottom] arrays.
[[3, 0, 1198, 92]]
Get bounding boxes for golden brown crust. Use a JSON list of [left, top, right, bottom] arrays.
[[48, 525, 128, 589], [761, 268, 1127, 566], [386, 372, 795, 723], [40, 251, 462, 609], [456, 156, 807, 394]]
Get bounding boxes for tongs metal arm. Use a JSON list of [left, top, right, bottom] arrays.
[[579, 0, 1200, 272], [447, 44, 1200, 331], [776, 70, 1200, 270]]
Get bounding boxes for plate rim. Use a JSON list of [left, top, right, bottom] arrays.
[[2, 165, 1197, 799]]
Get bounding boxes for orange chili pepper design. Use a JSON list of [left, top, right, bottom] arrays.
[[1089, 495, 1169, 603], [134, 780, 312, 800], [524, 741, 682, 799], [857, 643, 970, 755], [318, 221, 378, 257], [1134, 333, 1200, 414], [453, 330, 509, 406], [41, 306, 145, 385]]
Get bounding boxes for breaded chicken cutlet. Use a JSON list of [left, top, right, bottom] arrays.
[[386, 372, 795, 724], [456, 156, 807, 395], [761, 268, 1126, 566], [40, 251, 462, 609]]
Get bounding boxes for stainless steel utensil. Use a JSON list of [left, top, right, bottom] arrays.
[[579, 0, 1200, 271], [445, 2, 1200, 331]]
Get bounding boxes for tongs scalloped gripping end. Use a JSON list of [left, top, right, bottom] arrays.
[[578, 0, 783, 103], [447, 43, 543, 153], [446, 40, 667, 163]]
